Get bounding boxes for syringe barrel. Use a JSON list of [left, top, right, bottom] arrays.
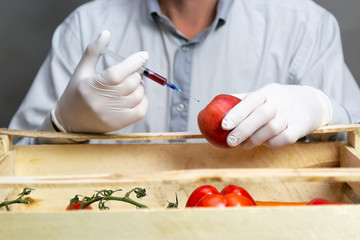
[[142, 68, 167, 86]]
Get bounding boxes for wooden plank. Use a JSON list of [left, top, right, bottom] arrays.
[[340, 145, 360, 199], [13, 142, 340, 176], [1, 207, 360, 240], [1, 124, 359, 141], [0, 128, 203, 141], [340, 145, 360, 168], [0, 151, 15, 177], [347, 130, 360, 150], [2, 168, 360, 188], [341, 183, 360, 204], [0, 151, 16, 203], [311, 124, 360, 134], [0, 135, 11, 157]]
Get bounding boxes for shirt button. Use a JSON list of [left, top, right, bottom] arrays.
[[176, 103, 185, 112], [182, 46, 189, 52]]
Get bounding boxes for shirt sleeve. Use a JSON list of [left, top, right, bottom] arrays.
[[8, 10, 84, 145], [289, 4, 360, 125]]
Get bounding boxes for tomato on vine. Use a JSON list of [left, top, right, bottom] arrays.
[[65, 188, 149, 211], [307, 198, 347, 205], [224, 193, 255, 207], [196, 193, 254, 208], [220, 185, 256, 206], [185, 185, 220, 207], [186, 184, 256, 208], [66, 201, 93, 211], [195, 194, 226, 208]]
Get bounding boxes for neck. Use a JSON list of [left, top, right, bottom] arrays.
[[158, 0, 218, 39]]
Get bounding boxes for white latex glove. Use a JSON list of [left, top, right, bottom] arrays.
[[222, 83, 333, 149], [52, 30, 149, 133]]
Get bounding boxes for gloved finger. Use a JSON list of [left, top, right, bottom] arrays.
[[112, 82, 146, 109], [114, 72, 143, 96], [100, 51, 149, 86], [240, 113, 288, 149], [114, 95, 149, 127], [231, 93, 249, 100], [264, 126, 302, 148], [75, 30, 111, 79], [222, 91, 266, 130], [226, 100, 277, 147]]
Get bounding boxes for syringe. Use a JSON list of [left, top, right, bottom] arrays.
[[102, 49, 199, 102]]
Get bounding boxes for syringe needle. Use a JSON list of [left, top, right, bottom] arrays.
[[102, 49, 124, 62], [179, 89, 200, 102]]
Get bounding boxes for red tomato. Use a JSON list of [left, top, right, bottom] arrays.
[[66, 201, 93, 210], [224, 193, 255, 207], [307, 198, 347, 205], [220, 185, 257, 206], [187, 184, 256, 208], [185, 185, 220, 207], [195, 194, 226, 208], [195, 193, 254, 208]]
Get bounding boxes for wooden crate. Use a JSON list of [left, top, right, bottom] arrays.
[[1, 125, 360, 240]]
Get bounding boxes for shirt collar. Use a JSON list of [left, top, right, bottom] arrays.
[[146, 0, 161, 21], [146, 0, 234, 31], [215, 0, 235, 28]]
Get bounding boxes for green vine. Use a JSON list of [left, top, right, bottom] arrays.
[[69, 187, 149, 210], [167, 193, 179, 208], [69, 188, 179, 210], [0, 188, 34, 211]]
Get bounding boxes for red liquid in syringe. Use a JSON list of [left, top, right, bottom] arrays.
[[143, 69, 180, 91]]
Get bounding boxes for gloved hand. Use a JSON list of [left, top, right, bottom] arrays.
[[51, 30, 149, 133], [222, 83, 333, 149]]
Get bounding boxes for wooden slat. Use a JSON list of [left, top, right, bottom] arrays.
[[340, 145, 360, 168], [1, 124, 359, 141], [0, 135, 11, 156], [0, 150, 16, 203], [347, 130, 360, 150], [13, 142, 340, 176], [340, 145, 360, 200], [2, 168, 360, 188], [1, 207, 360, 240], [341, 183, 360, 204], [311, 124, 360, 134], [0, 128, 203, 141]]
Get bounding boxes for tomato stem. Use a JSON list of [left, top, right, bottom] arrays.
[[166, 193, 179, 208], [82, 195, 148, 209], [69, 187, 149, 210], [0, 188, 34, 211]]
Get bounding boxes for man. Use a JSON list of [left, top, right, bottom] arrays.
[[9, 0, 360, 148]]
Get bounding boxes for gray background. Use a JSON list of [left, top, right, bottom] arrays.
[[0, 0, 359, 128]]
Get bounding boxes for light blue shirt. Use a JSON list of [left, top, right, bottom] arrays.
[[9, 0, 360, 144]]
